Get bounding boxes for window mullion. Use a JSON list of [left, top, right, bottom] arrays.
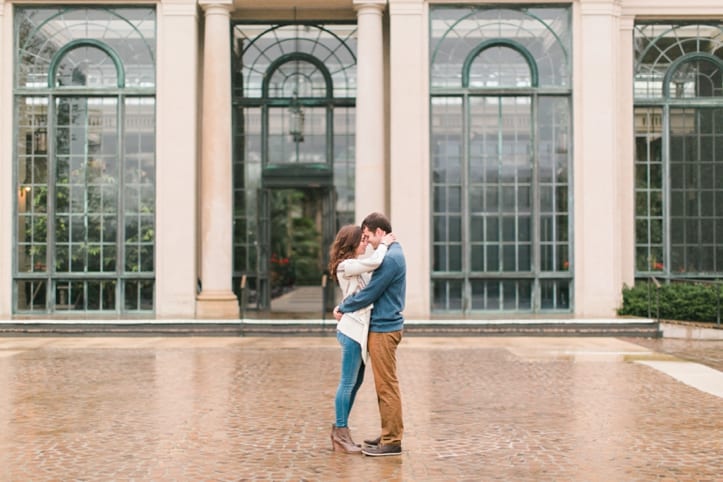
[[117, 95, 126, 314], [463, 93, 470, 314], [47, 95, 57, 311], [532, 93, 540, 312], [662, 103, 671, 279]]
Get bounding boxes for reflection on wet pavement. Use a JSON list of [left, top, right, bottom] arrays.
[[0, 336, 720, 481]]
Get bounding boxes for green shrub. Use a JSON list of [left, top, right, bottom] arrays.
[[619, 281, 722, 323]]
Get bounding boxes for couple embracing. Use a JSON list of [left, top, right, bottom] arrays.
[[329, 212, 406, 457]]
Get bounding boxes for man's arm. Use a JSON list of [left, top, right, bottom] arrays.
[[337, 254, 398, 314]]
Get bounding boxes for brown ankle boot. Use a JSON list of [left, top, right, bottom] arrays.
[[331, 425, 362, 454], [338, 426, 362, 449]]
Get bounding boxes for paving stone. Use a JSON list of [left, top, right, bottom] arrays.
[[0, 336, 720, 481]]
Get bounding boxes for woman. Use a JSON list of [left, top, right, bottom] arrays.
[[328, 224, 395, 454]]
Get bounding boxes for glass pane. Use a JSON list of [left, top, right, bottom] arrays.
[[541, 280, 570, 310], [433, 244, 447, 272], [470, 216, 483, 242], [124, 99, 155, 275], [235, 24, 357, 99], [54, 97, 119, 276], [430, 6, 571, 88], [667, 107, 723, 276], [449, 245, 462, 271], [55, 280, 84, 310], [432, 279, 463, 311], [16, 280, 47, 311], [486, 245, 499, 271], [468, 46, 531, 88], [634, 23, 723, 100], [471, 244, 484, 271], [56, 46, 118, 88], [16, 99, 50, 274], [668, 59, 722, 99], [268, 59, 328, 98], [124, 280, 152, 311], [267, 106, 327, 164], [16, 7, 156, 89]]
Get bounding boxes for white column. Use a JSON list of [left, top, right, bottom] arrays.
[[575, 0, 623, 317], [618, 15, 636, 289], [0, 1, 11, 319], [196, 0, 239, 318], [353, 0, 386, 217], [388, 0, 429, 319], [155, 0, 199, 318]]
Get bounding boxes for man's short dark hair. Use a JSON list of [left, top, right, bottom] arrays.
[[362, 212, 392, 233]]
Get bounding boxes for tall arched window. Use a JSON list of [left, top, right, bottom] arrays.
[[14, 7, 156, 314], [634, 23, 723, 279], [430, 6, 572, 314], [232, 23, 357, 310]]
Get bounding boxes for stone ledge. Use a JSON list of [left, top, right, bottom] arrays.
[[660, 321, 723, 340], [0, 320, 662, 338]]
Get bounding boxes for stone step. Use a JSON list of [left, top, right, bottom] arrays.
[[0, 319, 662, 338]]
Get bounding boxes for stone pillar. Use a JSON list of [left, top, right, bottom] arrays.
[[0, 1, 10, 318], [618, 15, 636, 289], [156, 0, 199, 318], [388, 0, 428, 319], [353, 0, 387, 217], [196, 0, 239, 318], [575, 0, 623, 317]]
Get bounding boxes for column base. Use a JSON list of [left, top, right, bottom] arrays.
[[196, 291, 239, 319]]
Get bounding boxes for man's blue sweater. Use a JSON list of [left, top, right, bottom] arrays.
[[337, 242, 406, 333]]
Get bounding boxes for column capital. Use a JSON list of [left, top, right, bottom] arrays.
[[619, 15, 635, 31], [388, 0, 423, 15], [579, 0, 621, 16], [353, 0, 387, 13], [198, 0, 233, 13], [163, 1, 198, 17]]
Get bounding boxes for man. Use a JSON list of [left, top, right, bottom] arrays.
[[333, 212, 406, 457]]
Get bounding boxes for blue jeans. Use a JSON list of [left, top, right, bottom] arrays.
[[335, 331, 365, 428]]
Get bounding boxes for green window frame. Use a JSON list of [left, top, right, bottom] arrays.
[[231, 23, 357, 309], [13, 7, 156, 314], [430, 6, 573, 314], [634, 23, 723, 280]]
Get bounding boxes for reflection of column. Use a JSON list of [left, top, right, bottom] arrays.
[[576, 0, 622, 316], [354, 0, 386, 217], [388, 0, 429, 318], [197, 0, 239, 318], [0, 355, 13, 468]]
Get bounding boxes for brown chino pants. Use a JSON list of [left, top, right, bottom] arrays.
[[368, 330, 404, 446]]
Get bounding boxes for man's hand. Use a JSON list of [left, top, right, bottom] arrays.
[[333, 306, 343, 321]]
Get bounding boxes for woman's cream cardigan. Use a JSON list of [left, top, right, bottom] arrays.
[[335, 244, 388, 364]]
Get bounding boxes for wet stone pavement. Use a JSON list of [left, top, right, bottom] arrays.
[[0, 336, 721, 481]]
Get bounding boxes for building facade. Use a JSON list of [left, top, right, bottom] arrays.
[[0, 0, 721, 321]]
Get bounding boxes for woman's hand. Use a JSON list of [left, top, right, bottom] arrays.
[[381, 233, 396, 246]]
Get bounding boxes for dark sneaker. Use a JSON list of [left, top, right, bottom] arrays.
[[362, 444, 402, 457], [363, 436, 381, 447]]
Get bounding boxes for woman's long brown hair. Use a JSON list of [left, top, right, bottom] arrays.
[[328, 225, 362, 282]]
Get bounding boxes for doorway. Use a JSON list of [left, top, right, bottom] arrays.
[[232, 22, 357, 318], [255, 187, 337, 316]]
